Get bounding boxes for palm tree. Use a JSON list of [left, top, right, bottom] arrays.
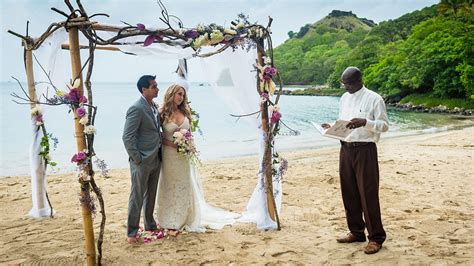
[[438, 0, 473, 16]]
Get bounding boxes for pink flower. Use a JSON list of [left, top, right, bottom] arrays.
[[71, 151, 87, 163], [76, 107, 86, 118], [264, 66, 277, 76], [136, 23, 146, 30], [79, 95, 88, 104], [270, 111, 281, 124], [35, 114, 44, 123]]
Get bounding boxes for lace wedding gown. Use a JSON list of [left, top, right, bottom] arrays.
[[156, 118, 240, 232]]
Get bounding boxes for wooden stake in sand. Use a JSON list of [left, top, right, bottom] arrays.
[[68, 26, 97, 266]]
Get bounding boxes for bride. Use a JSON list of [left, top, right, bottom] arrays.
[[156, 84, 239, 232]]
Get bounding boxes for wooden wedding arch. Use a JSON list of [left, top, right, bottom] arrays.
[[8, 1, 290, 265]]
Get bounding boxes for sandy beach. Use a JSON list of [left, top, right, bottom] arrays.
[[1, 127, 473, 265]]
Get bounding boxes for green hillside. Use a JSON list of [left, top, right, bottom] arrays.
[[274, 1, 474, 107], [274, 10, 373, 85]]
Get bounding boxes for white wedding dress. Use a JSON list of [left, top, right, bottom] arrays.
[[156, 118, 240, 232]]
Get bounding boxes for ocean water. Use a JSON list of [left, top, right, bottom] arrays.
[[1, 81, 472, 176]]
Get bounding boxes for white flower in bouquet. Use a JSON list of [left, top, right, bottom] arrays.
[[35, 120, 44, 126], [83, 125, 96, 135], [79, 116, 89, 125]]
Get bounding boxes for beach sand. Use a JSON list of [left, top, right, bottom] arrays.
[[1, 127, 473, 265]]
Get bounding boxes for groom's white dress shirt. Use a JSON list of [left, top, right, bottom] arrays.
[[338, 86, 389, 143], [142, 95, 158, 125]]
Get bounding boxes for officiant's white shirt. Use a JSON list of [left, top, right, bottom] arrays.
[[338, 86, 389, 143]]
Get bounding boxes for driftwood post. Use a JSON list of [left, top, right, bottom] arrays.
[[257, 38, 280, 230], [68, 26, 97, 265]]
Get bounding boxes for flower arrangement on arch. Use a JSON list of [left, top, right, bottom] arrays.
[[138, 13, 266, 53]]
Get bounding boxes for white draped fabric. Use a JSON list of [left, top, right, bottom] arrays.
[[30, 27, 282, 230], [28, 28, 68, 218]]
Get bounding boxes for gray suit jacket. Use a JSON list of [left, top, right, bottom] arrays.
[[122, 97, 162, 165]]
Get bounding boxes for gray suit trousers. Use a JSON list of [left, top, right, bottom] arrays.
[[127, 160, 161, 237]]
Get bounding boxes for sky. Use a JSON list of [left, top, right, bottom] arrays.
[[0, 0, 439, 82]]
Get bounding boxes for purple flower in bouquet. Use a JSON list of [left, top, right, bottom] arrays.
[[71, 151, 87, 163], [263, 74, 272, 81], [184, 130, 193, 140], [67, 88, 80, 102], [184, 30, 200, 39], [271, 111, 281, 124], [79, 95, 88, 104], [76, 107, 86, 118], [136, 23, 146, 30], [261, 92, 269, 99]]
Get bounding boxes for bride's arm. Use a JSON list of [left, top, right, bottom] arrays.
[[162, 139, 177, 148]]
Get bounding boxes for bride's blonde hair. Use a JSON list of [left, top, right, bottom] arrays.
[[161, 84, 192, 124]]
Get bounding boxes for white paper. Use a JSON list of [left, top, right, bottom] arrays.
[[310, 120, 354, 141]]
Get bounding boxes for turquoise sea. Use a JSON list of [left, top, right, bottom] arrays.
[[1, 81, 472, 176]]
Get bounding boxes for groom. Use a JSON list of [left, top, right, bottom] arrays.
[[122, 75, 162, 244]]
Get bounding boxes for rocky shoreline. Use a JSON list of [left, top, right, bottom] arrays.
[[387, 103, 473, 116], [281, 88, 473, 116]]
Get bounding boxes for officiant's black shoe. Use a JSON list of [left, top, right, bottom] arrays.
[[336, 233, 366, 243]]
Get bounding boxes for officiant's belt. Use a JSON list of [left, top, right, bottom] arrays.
[[340, 141, 373, 147]]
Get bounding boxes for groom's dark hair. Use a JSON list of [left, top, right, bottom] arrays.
[[137, 75, 156, 93]]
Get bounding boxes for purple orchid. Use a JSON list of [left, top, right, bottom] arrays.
[[136, 23, 146, 30], [71, 151, 87, 163], [261, 92, 269, 99], [79, 95, 88, 104], [270, 111, 281, 124], [184, 30, 199, 39], [67, 88, 80, 102], [264, 66, 277, 76], [143, 34, 162, 47], [35, 114, 44, 123], [76, 107, 86, 118]]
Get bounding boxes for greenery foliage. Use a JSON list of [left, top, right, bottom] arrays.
[[274, 2, 474, 107]]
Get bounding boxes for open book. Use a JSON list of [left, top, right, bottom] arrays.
[[311, 120, 354, 141]]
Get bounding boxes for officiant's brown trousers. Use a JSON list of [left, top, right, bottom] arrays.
[[339, 141, 386, 244]]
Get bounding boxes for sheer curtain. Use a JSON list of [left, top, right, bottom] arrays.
[[30, 31, 282, 229], [199, 48, 281, 230], [28, 28, 68, 218]]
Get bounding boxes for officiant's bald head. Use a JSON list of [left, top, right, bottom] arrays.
[[341, 66, 363, 94]]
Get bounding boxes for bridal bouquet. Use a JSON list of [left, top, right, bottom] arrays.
[[172, 128, 200, 164]]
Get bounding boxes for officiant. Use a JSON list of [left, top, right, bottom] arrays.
[[324, 66, 388, 254]]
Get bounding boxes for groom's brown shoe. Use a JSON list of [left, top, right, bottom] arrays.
[[336, 233, 366, 243], [363, 241, 382, 254]]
